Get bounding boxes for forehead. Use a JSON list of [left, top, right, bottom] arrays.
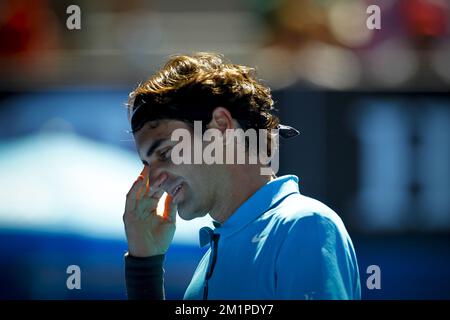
[[134, 119, 191, 153]]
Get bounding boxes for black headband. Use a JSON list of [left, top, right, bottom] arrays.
[[130, 97, 300, 138]]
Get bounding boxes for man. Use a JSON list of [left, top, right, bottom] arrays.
[[123, 53, 361, 300]]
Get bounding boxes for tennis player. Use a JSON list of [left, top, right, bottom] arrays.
[[123, 53, 361, 300]]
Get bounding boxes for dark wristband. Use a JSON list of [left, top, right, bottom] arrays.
[[124, 252, 165, 300]]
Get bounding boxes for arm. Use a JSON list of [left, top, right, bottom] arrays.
[[123, 166, 177, 300]]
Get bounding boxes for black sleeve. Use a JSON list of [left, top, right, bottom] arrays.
[[124, 252, 166, 300]]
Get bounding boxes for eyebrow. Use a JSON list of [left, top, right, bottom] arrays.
[[141, 138, 167, 165]]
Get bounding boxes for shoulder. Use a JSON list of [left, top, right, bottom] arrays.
[[268, 194, 352, 247], [272, 193, 345, 228]]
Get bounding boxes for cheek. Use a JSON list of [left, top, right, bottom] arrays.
[[170, 162, 216, 195], [183, 166, 208, 192], [169, 164, 198, 190]]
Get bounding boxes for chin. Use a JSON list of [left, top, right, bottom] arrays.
[[177, 204, 206, 221]]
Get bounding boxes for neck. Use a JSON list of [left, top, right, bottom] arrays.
[[209, 166, 274, 224]]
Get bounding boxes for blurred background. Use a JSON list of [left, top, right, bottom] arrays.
[[0, 0, 449, 299]]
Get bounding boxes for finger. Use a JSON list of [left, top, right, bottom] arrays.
[[163, 194, 177, 222], [131, 166, 147, 195], [138, 189, 164, 215], [125, 166, 149, 213], [143, 179, 162, 199], [145, 175, 150, 194], [150, 189, 165, 201], [135, 174, 148, 200], [142, 165, 150, 193], [137, 190, 165, 219], [131, 174, 144, 189], [138, 165, 147, 180], [144, 165, 155, 196], [125, 175, 145, 211], [147, 173, 168, 197], [140, 188, 164, 205]]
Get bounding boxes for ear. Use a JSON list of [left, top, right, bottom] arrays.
[[207, 107, 235, 134]]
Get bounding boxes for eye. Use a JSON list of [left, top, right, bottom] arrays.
[[158, 147, 172, 161]]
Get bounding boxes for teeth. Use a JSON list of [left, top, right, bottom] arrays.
[[173, 184, 182, 195]]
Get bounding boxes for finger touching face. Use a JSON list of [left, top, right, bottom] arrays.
[[133, 120, 217, 220]]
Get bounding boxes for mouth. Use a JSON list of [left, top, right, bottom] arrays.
[[165, 181, 184, 204], [172, 183, 182, 196]]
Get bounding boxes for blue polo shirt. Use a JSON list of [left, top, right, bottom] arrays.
[[183, 175, 361, 300]]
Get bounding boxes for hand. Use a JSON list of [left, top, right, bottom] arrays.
[[123, 165, 177, 257]]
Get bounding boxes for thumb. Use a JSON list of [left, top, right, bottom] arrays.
[[163, 194, 177, 222]]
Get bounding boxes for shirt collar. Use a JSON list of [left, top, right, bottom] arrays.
[[211, 175, 300, 239]]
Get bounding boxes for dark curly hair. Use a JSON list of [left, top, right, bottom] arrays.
[[127, 53, 280, 150]]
